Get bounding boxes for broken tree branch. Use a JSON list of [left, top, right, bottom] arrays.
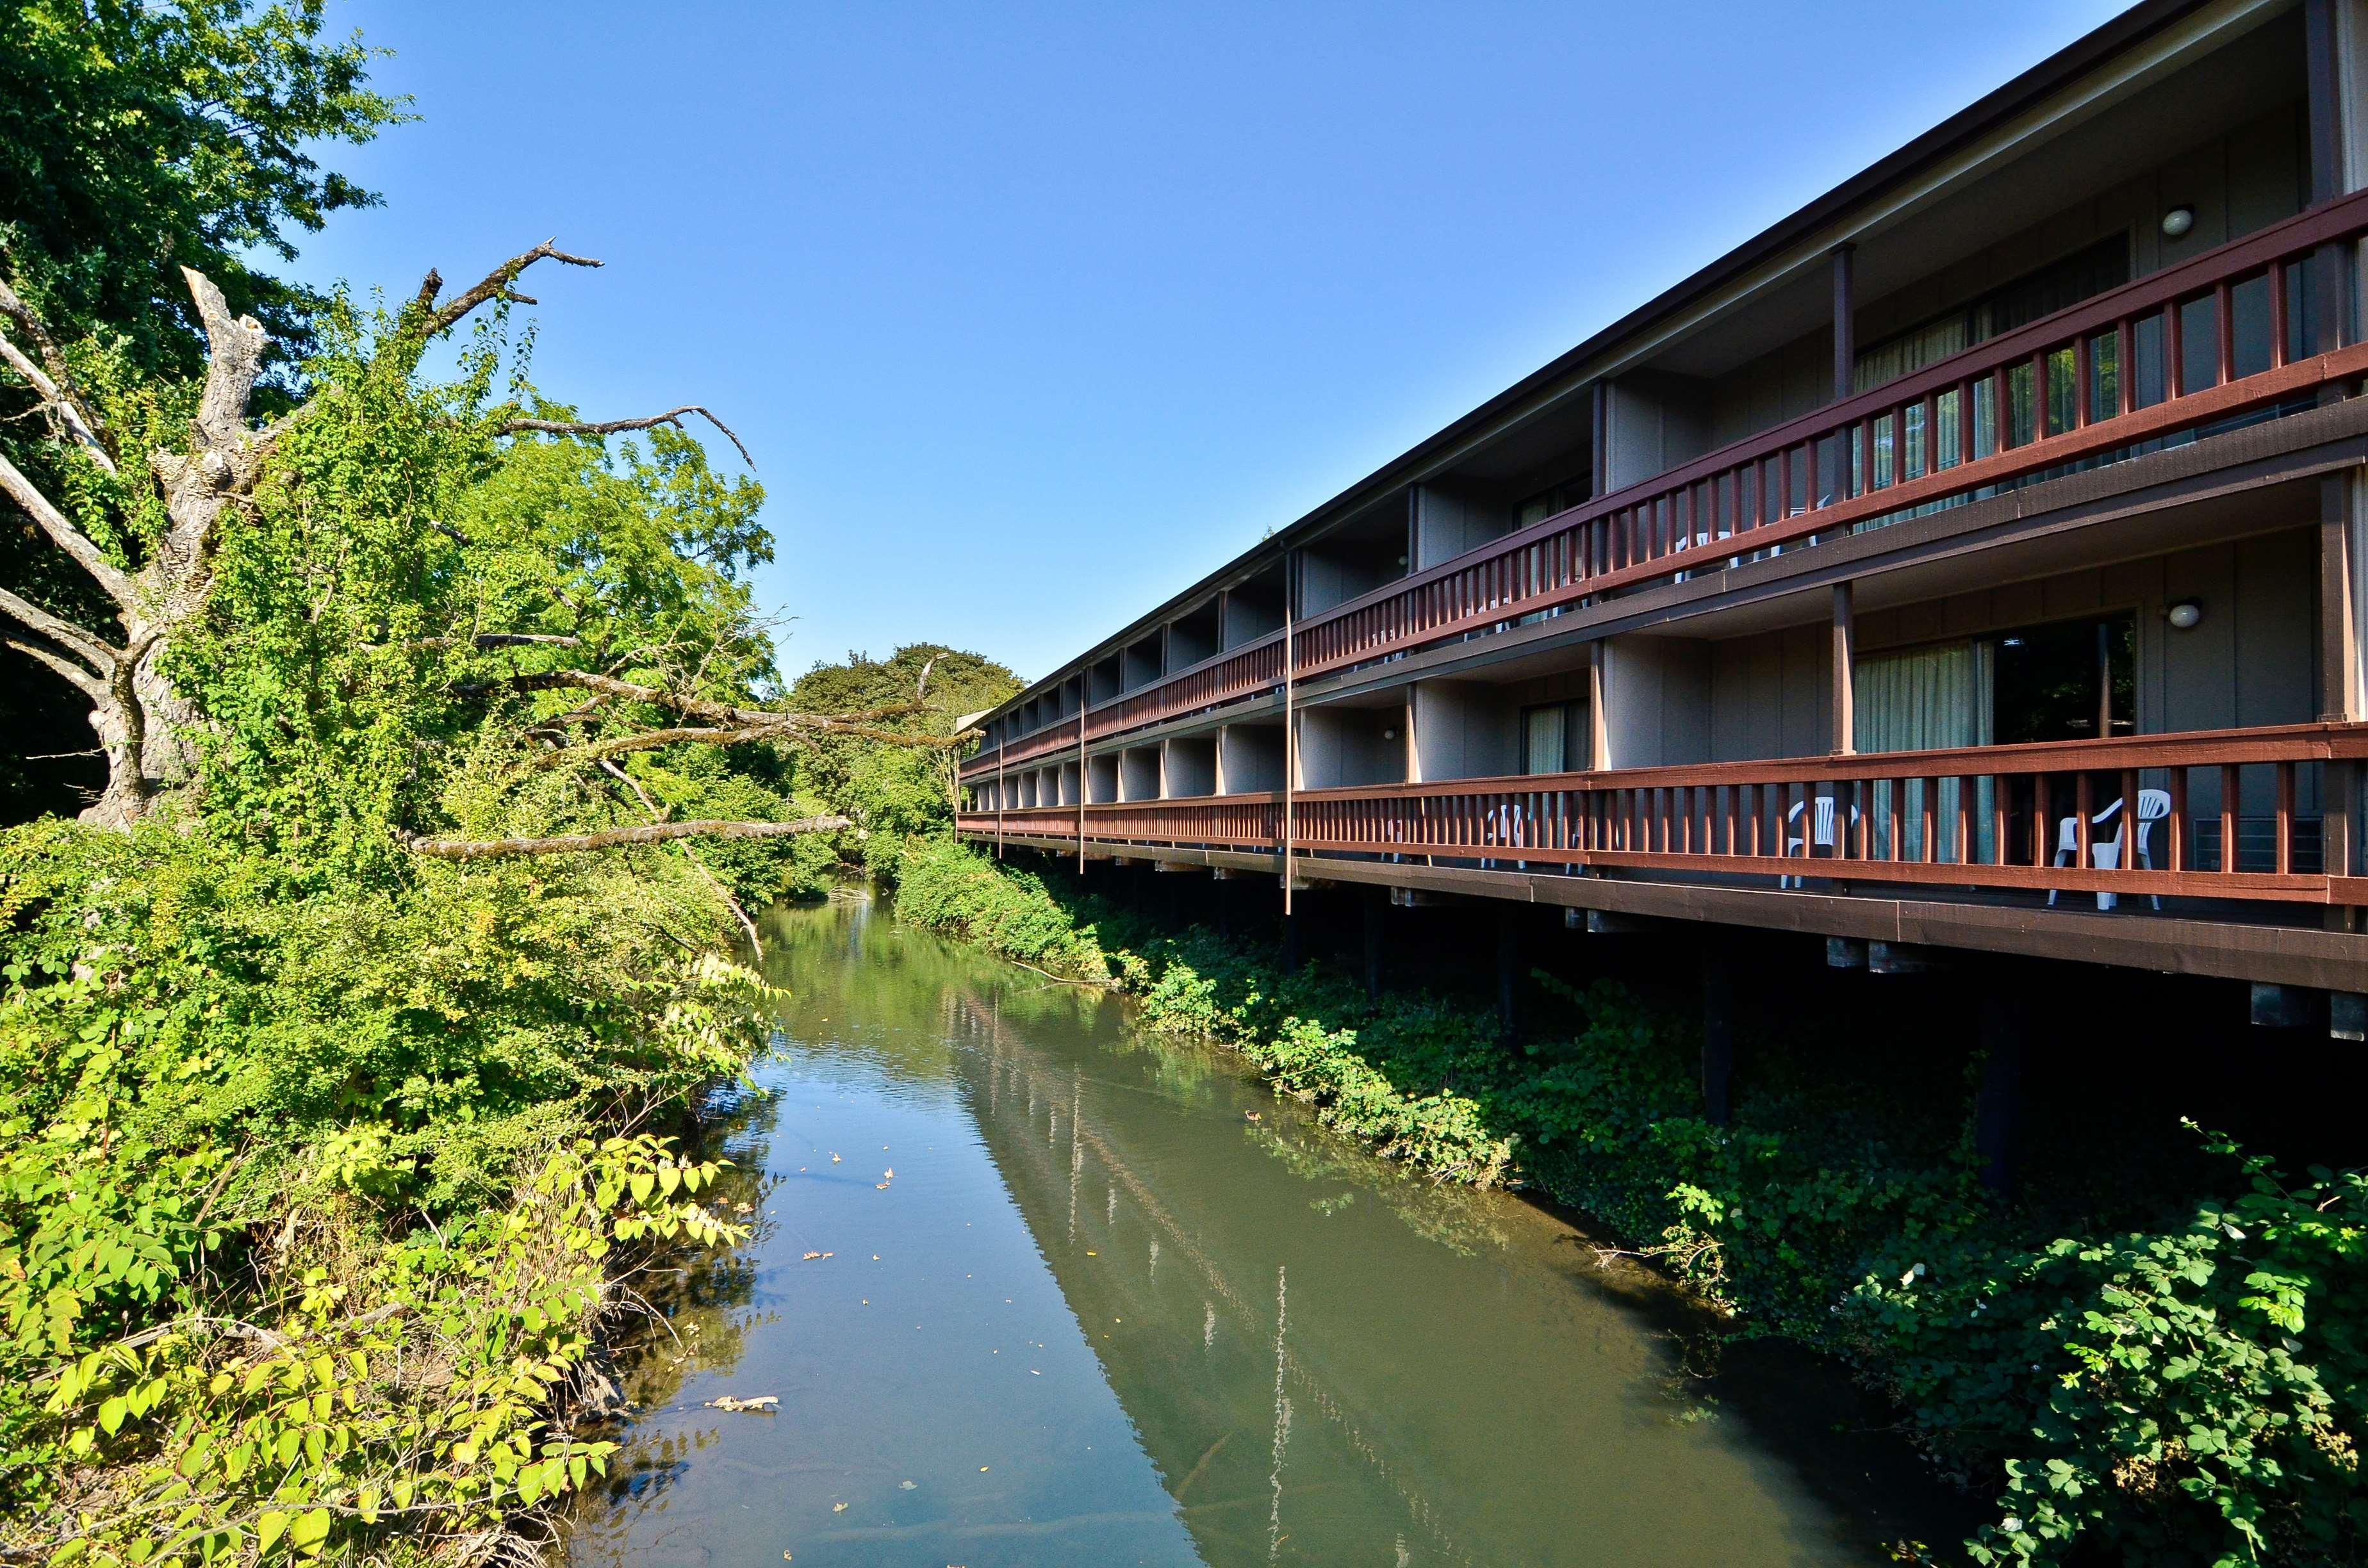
[[0, 328, 116, 476], [0, 583, 120, 669], [6, 637, 105, 700], [595, 756, 764, 958], [500, 405, 754, 468], [0, 275, 101, 439], [0, 448, 136, 608], [472, 669, 957, 746], [424, 240, 602, 336], [399, 815, 849, 860], [180, 267, 269, 452], [367, 631, 584, 653], [524, 724, 778, 771]]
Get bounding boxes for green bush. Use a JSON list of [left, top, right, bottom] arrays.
[[0, 817, 772, 1562]]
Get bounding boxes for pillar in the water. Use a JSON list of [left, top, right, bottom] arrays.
[[1975, 988, 2023, 1196], [1701, 952, 1734, 1126], [1495, 908, 1520, 1038]]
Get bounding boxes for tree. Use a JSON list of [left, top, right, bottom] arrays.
[[1, 0, 409, 818], [1, 246, 969, 847], [789, 644, 1022, 840], [0, 0, 406, 379]]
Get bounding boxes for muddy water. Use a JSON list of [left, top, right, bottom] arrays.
[[564, 897, 1960, 1567]]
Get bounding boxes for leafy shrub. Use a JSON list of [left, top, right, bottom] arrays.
[[0, 819, 773, 1560]]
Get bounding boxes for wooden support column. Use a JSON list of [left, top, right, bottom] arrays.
[[1830, 582, 1855, 755], [1495, 907, 1521, 1041], [996, 737, 1006, 859], [2325, 474, 2361, 908], [1590, 382, 1611, 495], [1831, 244, 1857, 401], [1076, 683, 1087, 872], [1586, 641, 1609, 769], [1701, 952, 1735, 1127], [1363, 897, 1385, 1002], [1974, 986, 2023, 1197], [2309, 0, 2353, 361]]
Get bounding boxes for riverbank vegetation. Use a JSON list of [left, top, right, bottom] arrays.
[[886, 835, 2368, 1568]]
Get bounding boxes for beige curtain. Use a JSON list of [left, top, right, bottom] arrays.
[[1855, 641, 1994, 863]]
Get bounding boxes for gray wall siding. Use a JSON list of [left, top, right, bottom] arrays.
[[1602, 637, 1711, 768], [1296, 706, 1405, 788], [1119, 747, 1160, 801], [1217, 723, 1284, 793], [1410, 680, 1518, 781], [1162, 737, 1217, 797], [1708, 623, 1833, 762], [1413, 484, 1510, 571], [1602, 376, 1710, 491]]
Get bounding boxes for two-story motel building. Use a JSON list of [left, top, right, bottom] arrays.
[[959, 0, 2368, 1024]]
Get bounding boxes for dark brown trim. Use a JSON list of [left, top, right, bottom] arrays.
[[973, 831, 2368, 993]]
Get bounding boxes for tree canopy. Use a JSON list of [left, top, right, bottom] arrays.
[[0, 0, 408, 819]]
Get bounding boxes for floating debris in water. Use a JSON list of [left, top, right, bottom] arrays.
[[705, 1395, 778, 1413]]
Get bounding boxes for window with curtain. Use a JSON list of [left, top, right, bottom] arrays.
[[1522, 701, 1586, 774], [1854, 640, 1996, 863]]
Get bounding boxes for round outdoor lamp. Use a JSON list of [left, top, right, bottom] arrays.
[[2161, 204, 2196, 239], [2166, 598, 2203, 630]]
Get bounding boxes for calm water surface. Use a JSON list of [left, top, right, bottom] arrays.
[[564, 897, 1957, 1567]]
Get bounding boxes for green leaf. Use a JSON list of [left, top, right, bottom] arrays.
[[289, 1506, 331, 1550]]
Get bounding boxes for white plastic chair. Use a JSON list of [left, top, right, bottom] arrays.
[[2048, 788, 2170, 911], [1483, 801, 1529, 870], [1781, 796, 1857, 887]]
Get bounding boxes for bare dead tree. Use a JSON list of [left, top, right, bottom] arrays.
[[0, 242, 878, 844]]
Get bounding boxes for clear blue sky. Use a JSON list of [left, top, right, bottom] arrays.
[[293, 1, 2130, 685]]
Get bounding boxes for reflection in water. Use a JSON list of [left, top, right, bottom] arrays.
[[565, 897, 1963, 1567]]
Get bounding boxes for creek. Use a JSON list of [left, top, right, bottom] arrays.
[[564, 895, 1964, 1567]]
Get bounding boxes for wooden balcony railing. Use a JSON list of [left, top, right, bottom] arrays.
[[962, 723, 2368, 908], [969, 187, 2368, 780]]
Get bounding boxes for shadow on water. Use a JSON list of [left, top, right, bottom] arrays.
[[563, 894, 1973, 1568]]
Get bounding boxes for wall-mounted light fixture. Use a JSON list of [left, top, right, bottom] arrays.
[[2166, 598, 2203, 630], [1381, 727, 1398, 740], [2161, 204, 2196, 239]]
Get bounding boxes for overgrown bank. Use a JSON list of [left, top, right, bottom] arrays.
[[889, 837, 2367, 1568], [0, 822, 775, 1565]]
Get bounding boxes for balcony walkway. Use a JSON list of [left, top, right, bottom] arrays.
[[960, 721, 2368, 993]]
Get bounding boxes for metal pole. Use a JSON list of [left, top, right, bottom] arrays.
[[1282, 553, 1296, 917]]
